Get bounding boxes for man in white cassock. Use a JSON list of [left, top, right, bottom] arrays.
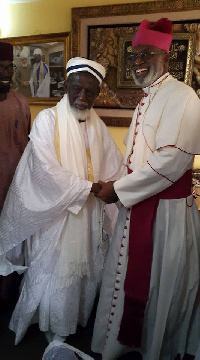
[[0, 57, 124, 345], [91, 18, 200, 360]]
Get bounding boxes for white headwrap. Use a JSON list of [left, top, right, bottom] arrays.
[[33, 48, 42, 56], [66, 57, 106, 84]]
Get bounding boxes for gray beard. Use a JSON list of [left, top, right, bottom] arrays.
[[132, 63, 165, 88], [21, 63, 28, 68]]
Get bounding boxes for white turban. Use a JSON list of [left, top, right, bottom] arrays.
[[20, 46, 29, 58], [66, 57, 106, 84], [33, 48, 42, 56]]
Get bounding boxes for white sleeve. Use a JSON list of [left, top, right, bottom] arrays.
[[114, 146, 194, 208]]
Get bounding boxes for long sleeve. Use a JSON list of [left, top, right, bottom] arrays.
[[114, 146, 194, 208]]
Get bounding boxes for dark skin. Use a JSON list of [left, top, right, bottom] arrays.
[[65, 72, 100, 111], [0, 60, 14, 101], [97, 180, 118, 204], [65, 71, 102, 194], [34, 54, 42, 64], [130, 44, 170, 86], [96, 45, 170, 204]]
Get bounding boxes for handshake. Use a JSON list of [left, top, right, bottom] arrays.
[[91, 181, 118, 204]]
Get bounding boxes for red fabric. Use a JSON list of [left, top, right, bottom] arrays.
[[118, 169, 192, 348], [132, 18, 173, 53]]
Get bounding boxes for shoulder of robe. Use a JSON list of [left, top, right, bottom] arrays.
[[30, 108, 55, 143]]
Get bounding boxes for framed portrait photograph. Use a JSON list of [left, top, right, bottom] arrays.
[[71, 0, 200, 126], [2, 32, 70, 106]]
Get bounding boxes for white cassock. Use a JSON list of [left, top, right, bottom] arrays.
[[0, 94, 124, 345], [92, 74, 200, 360]]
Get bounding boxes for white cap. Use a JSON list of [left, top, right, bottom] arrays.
[[66, 57, 106, 84], [33, 48, 42, 56]]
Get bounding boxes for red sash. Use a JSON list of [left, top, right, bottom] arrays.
[[117, 169, 192, 348]]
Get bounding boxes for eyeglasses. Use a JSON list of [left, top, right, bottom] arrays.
[[0, 64, 16, 74], [128, 51, 166, 63]]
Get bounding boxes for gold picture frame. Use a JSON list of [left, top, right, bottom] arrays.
[[2, 32, 70, 106], [117, 32, 196, 88], [71, 0, 200, 127]]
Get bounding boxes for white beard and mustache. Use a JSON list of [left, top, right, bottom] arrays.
[[132, 62, 165, 88], [70, 106, 90, 121], [70, 98, 91, 121]]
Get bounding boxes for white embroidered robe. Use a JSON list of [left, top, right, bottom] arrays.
[[0, 104, 124, 345]]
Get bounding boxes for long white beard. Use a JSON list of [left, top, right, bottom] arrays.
[[65, 94, 91, 120]]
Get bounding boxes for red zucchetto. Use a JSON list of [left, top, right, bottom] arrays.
[[0, 42, 13, 61], [132, 18, 173, 53]]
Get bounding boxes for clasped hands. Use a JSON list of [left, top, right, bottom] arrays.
[[91, 181, 118, 204]]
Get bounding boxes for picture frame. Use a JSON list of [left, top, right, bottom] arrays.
[[2, 32, 70, 106], [71, 0, 200, 127]]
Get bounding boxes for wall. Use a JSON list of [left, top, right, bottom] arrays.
[[1, 0, 199, 165], [0, 0, 158, 38], [0, 0, 160, 155]]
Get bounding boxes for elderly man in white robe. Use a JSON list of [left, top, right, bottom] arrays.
[[92, 18, 200, 360], [30, 47, 50, 97], [0, 57, 124, 345]]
